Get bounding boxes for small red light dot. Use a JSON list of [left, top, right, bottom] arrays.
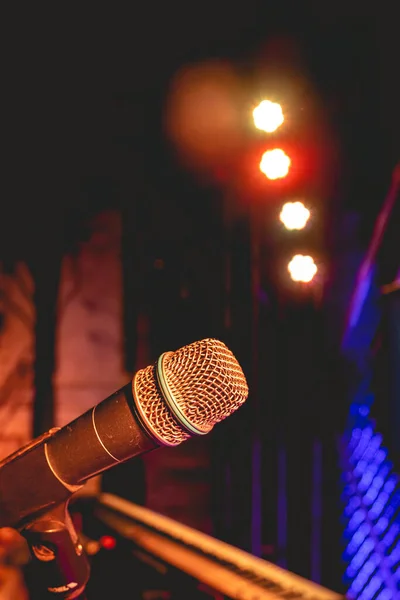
[[100, 535, 117, 550]]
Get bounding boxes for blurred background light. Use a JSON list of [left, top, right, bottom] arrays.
[[288, 254, 317, 282], [164, 60, 243, 176], [253, 100, 284, 133], [259, 148, 291, 180], [280, 201, 311, 230]]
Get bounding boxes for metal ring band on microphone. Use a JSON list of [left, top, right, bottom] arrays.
[[156, 353, 207, 436]]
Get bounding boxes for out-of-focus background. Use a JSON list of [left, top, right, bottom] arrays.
[[1, 1, 399, 598]]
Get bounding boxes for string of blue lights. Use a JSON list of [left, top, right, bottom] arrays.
[[341, 386, 400, 599]]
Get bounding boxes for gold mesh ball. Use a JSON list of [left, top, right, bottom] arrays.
[[132, 338, 248, 446]]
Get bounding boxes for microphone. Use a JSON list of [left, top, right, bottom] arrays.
[[0, 338, 248, 529]]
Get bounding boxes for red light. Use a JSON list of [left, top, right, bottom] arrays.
[[99, 535, 117, 551], [236, 133, 329, 203]]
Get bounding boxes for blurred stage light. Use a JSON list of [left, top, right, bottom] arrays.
[[164, 60, 243, 174], [85, 540, 101, 556], [99, 535, 117, 551], [259, 149, 291, 180], [280, 201, 310, 230], [288, 254, 317, 283], [253, 100, 284, 133]]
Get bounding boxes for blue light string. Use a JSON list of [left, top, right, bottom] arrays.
[[341, 392, 400, 599]]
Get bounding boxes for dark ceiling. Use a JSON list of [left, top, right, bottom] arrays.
[[2, 1, 399, 258]]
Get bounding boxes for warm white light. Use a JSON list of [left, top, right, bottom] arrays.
[[259, 148, 291, 180], [288, 254, 318, 283], [253, 100, 284, 133], [280, 201, 311, 230]]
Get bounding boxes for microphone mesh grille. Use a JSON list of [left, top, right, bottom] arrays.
[[133, 363, 191, 446], [133, 338, 249, 446]]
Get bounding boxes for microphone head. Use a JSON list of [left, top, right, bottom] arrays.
[[132, 338, 249, 446]]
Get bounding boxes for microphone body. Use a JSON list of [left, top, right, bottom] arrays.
[[0, 338, 249, 530], [0, 383, 157, 529]]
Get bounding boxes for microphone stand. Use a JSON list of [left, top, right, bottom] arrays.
[[21, 502, 90, 599]]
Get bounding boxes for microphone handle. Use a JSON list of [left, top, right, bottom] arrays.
[[0, 383, 158, 529], [46, 382, 158, 485]]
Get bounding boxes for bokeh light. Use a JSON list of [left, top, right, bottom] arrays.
[[252, 100, 284, 133], [288, 254, 317, 282], [164, 60, 242, 174], [259, 148, 291, 180], [279, 201, 310, 230]]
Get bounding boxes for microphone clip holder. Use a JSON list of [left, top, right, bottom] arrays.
[[21, 501, 90, 599]]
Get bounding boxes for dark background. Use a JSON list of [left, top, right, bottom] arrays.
[[1, 1, 399, 596]]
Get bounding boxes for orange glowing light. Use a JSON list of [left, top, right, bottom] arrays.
[[259, 149, 291, 180]]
